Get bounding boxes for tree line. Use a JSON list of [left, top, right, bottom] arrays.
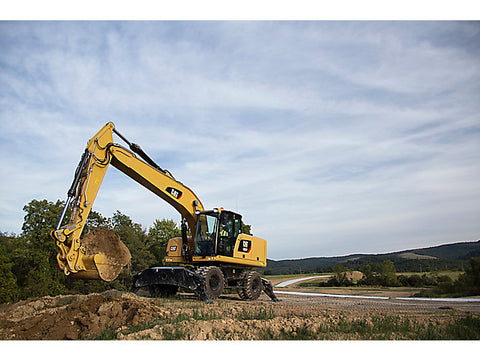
[[0, 199, 182, 303]]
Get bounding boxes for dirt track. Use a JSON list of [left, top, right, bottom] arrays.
[[1, 289, 479, 340]]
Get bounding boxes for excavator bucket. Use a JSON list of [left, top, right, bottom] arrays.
[[74, 227, 131, 282]]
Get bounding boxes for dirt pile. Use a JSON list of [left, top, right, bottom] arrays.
[[0, 291, 159, 340], [343, 270, 364, 281]]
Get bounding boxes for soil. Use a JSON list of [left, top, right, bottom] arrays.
[[82, 227, 131, 266], [81, 227, 131, 281], [1, 287, 479, 340]]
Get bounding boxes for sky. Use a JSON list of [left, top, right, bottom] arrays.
[[1, 20, 479, 260]]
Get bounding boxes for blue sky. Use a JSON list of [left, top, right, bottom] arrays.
[[1, 21, 479, 260]]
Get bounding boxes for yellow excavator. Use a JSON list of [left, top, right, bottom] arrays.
[[51, 122, 278, 302]]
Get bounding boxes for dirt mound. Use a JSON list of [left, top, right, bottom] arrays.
[[0, 291, 160, 340], [344, 270, 364, 281]]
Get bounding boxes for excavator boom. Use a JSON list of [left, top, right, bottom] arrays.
[[51, 122, 204, 281]]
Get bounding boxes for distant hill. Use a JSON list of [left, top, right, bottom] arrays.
[[264, 240, 480, 275]]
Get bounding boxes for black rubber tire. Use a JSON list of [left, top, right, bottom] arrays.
[[237, 285, 248, 300], [197, 266, 224, 299], [244, 271, 263, 300], [149, 284, 178, 298], [236, 270, 249, 300]]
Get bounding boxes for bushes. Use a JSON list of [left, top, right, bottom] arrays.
[[356, 260, 399, 287], [0, 242, 18, 303], [421, 257, 480, 297], [397, 274, 453, 288]]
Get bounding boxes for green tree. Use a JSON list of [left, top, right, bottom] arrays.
[[360, 264, 373, 279], [20, 200, 68, 297], [83, 209, 113, 234], [22, 199, 65, 251], [112, 211, 155, 288], [328, 264, 353, 286], [22, 249, 66, 298], [465, 257, 480, 288], [146, 219, 181, 265], [379, 260, 399, 287], [241, 222, 252, 235], [0, 234, 19, 303], [452, 257, 480, 295]]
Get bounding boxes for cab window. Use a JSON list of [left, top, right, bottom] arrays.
[[218, 212, 235, 256], [195, 213, 218, 256]]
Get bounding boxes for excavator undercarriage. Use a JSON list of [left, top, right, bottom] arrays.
[[131, 265, 279, 302]]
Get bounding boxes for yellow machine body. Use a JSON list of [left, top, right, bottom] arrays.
[[166, 233, 267, 267]]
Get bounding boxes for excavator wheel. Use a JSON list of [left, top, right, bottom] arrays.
[[149, 284, 178, 298], [244, 271, 263, 300], [237, 285, 248, 300], [196, 266, 224, 299], [236, 270, 249, 300]]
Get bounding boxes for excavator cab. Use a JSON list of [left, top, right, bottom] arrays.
[[194, 209, 242, 257]]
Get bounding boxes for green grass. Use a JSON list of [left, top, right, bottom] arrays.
[[94, 312, 480, 340], [258, 314, 480, 340], [126, 319, 163, 334], [54, 295, 81, 306], [191, 307, 222, 321], [161, 326, 186, 340], [94, 327, 118, 340], [235, 307, 275, 321]]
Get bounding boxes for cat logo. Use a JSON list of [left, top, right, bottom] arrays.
[[238, 239, 252, 253], [166, 187, 183, 200]]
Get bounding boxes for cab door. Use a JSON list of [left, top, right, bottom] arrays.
[[217, 211, 239, 257]]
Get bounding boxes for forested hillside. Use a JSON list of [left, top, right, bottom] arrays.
[[265, 240, 480, 275]]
